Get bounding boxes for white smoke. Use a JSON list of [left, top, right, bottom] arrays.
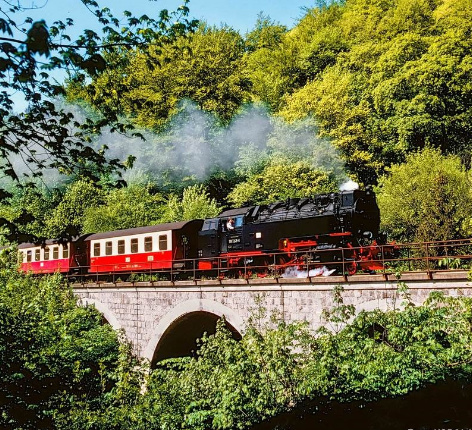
[[339, 179, 359, 191], [8, 99, 347, 190], [281, 266, 336, 278], [94, 100, 348, 187]]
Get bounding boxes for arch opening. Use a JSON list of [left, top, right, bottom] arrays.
[[152, 311, 241, 366]]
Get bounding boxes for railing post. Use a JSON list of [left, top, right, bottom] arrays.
[[408, 246, 411, 272], [273, 253, 277, 278], [306, 253, 310, 278], [426, 242, 430, 273], [381, 244, 385, 277]]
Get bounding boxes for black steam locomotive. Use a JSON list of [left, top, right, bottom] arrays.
[[197, 187, 383, 275]]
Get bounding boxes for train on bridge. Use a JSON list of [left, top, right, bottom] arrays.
[[18, 187, 390, 279]]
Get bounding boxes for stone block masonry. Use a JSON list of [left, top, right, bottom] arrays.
[[73, 273, 471, 360]]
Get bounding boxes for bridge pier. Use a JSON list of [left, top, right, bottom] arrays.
[[73, 272, 471, 363]]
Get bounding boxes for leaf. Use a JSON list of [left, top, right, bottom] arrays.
[[26, 21, 50, 57]]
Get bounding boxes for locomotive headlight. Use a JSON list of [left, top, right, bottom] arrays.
[[256, 232, 262, 239]]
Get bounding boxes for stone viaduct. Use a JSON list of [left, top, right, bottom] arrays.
[[73, 271, 471, 364]]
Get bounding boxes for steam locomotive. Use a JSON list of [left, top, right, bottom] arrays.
[[18, 188, 385, 278]]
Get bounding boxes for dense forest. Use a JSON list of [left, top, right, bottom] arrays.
[[1, 0, 472, 427], [2, 0, 472, 245]]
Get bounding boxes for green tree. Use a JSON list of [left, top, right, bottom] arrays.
[[228, 160, 338, 206], [46, 179, 106, 238], [0, 185, 61, 241], [242, 15, 291, 111], [279, 0, 472, 182], [70, 24, 251, 129], [376, 147, 472, 243], [0, 0, 197, 240], [83, 183, 166, 233], [163, 184, 220, 222], [0, 261, 122, 429]]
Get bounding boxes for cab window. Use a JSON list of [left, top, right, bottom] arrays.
[[202, 218, 219, 231], [234, 216, 243, 228]]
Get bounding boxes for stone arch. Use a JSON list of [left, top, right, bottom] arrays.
[[142, 299, 245, 363], [79, 297, 122, 332]]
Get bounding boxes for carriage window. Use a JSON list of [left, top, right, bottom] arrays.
[[105, 241, 113, 256], [44, 247, 50, 260], [118, 240, 125, 255], [93, 243, 101, 257], [159, 235, 167, 251], [52, 247, 59, 259], [62, 245, 69, 259], [27, 250, 32, 262], [144, 236, 153, 252], [35, 249, 40, 261], [131, 238, 139, 253], [18, 251, 24, 263]]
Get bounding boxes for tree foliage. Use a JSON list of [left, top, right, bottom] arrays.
[[61, 0, 472, 188], [68, 24, 251, 129], [0, 0, 198, 240], [163, 184, 221, 222], [376, 147, 472, 243], [228, 160, 338, 206], [46, 179, 106, 238], [278, 0, 472, 182], [0, 258, 122, 429], [0, 184, 61, 242], [82, 183, 165, 233]]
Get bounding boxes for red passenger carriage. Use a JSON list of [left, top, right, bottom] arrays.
[[85, 220, 203, 274], [18, 240, 84, 274]]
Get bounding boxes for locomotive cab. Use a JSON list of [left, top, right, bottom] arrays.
[[198, 210, 250, 258], [198, 218, 221, 259]]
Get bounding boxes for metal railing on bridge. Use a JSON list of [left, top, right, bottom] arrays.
[[67, 238, 472, 284]]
